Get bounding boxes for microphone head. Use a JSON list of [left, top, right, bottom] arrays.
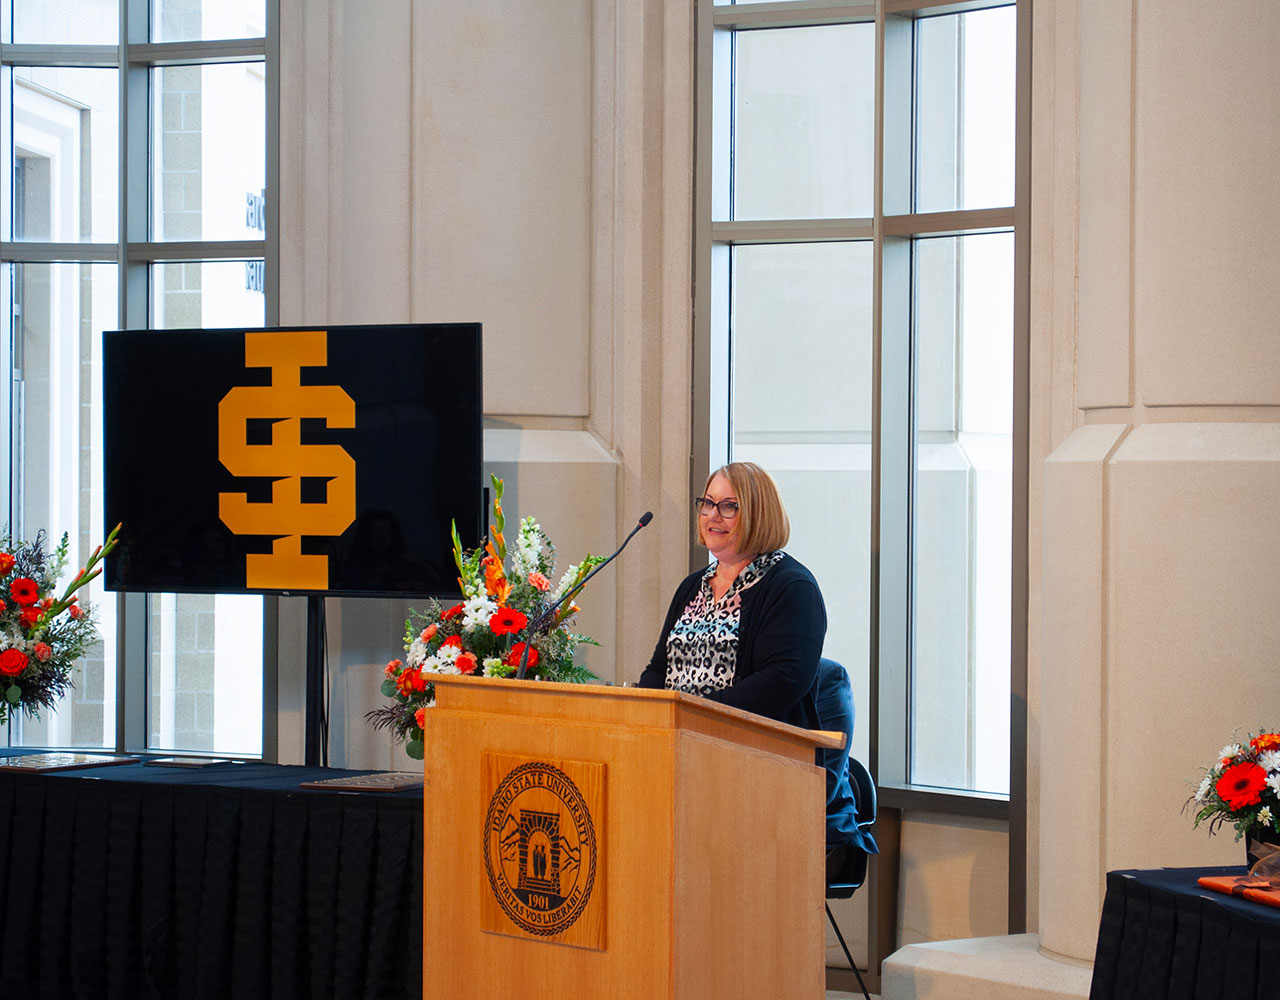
[[638, 511, 653, 528]]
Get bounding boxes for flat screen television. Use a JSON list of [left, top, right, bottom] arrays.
[[102, 322, 483, 599]]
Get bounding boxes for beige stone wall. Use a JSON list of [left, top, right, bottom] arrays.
[[1034, 0, 1280, 963], [274, 0, 696, 767]]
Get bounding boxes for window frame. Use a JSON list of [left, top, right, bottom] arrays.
[[0, 0, 280, 759], [692, 0, 1030, 959]]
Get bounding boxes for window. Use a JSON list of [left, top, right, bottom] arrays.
[[2, 0, 276, 755], [698, 1, 1020, 798]]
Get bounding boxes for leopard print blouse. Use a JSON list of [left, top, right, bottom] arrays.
[[663, 550, 785, 697]]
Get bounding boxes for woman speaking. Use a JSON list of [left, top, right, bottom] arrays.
[[637, 462, 827, 729]]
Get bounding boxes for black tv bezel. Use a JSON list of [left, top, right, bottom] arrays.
[[101, 321, 484, 601]]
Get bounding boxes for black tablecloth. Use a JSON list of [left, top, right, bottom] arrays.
[[1090, 866, 1280, 1000], [0, 759, 422, 1000]]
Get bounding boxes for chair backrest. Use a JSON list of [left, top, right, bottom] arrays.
[[847, 757, 877, 829]]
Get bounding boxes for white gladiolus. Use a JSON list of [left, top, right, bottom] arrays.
[[1195, 774, 1213, 804]]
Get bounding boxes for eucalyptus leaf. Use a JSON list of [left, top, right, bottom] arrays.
[[6, 685, 20, 705], [380, 678, 398, 698], [405, 739, 424, 761]]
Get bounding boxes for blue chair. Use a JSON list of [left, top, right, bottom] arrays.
[[813, 658, 877, 1000]]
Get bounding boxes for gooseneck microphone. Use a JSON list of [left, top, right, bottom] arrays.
[[515, 511, 654, 680]]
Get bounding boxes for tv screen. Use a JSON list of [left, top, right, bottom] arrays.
[[102, 323, 483, 599]]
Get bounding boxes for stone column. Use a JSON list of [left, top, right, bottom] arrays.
[[1036, 0, 1280, 961]]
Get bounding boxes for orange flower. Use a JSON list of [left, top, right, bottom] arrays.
[[441, 604, 464, 620], [456, 652, 478, 675], [441, 635, 462, 649], [384, 659, 402, 678], [0, 552, 13, 574], [528, 571, 550, 592], [19, 607, 40, 629], [420, 623, 438, 642], [33, 643, 51, 663], [414, 707, 427, 730], [1250, 733, 1280, 754], [396, 669, 426, 697], [483, 558, 506, 597]]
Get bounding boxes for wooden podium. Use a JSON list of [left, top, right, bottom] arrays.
[[422, 674, 841, 999]]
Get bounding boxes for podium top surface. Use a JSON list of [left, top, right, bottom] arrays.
[[427, 674, 843, 754]]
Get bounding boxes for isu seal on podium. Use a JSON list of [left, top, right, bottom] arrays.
[[482, 756, 604, 946]]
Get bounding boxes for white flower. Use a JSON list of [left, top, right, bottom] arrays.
[[554, 564, 580, 600], [462, 595, 496, 630], [482, 657, 504, 676], [1195, 774, 1214, 804], [1220, 743, 1243, 762], [405, 638, 427, 668], [1259, 806, 1274, 827], [511, 517, 543, 576], [1259, 749, 1280, 774], [1268, 773, 1280, 798], [421, 655, 442, 675]]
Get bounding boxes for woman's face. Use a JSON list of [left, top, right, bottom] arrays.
[[700, 473, 745, 562]]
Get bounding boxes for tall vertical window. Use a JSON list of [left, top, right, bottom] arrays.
[[699, 1, 1019, 797], [2, 0, 275, 755]]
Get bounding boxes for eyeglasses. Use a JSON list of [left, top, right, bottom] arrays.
[[693, 497, 740, 519]]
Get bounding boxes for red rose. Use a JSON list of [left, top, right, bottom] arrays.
[[1216, 761, 1268, 811], [456, 652, 478, 675], [33, 643, 51, 663], [489, 608, 529, 635], [19, 607, 41, 629], [505, 642, 538, 668], [9, 577, 38, 606], [0, 648, 28, 676], [441, 604, 464, 620], [0, 552, 13, 574]]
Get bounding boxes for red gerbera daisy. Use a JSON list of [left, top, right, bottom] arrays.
[[489, 608, 529, 635], [9, 577, 38, 606], [1216, 761, 1268, 811]]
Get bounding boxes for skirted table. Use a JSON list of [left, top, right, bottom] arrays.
[[1089, 866, 1280, 1000], [0, 757, 422, 1000]]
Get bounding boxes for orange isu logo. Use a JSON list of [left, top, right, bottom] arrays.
[[217, 329, 356, 590]]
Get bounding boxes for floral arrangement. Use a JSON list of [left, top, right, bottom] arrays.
[[1188, 731, 1280, 841], [0, 524, 120, 726], [368, 478, 604, 759]]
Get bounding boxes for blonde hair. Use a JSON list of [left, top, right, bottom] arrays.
[[697, 461, 790, 555]]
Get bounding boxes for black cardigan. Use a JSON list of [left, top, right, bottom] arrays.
[[637, 553, 827, 729]]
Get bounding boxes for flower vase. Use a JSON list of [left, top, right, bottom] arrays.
[[1245, 827, 1280, 870]]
